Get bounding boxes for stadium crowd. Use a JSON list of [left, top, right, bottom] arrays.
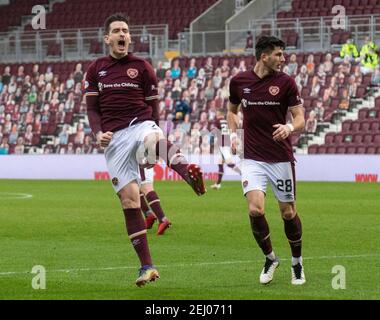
[[0, 37, 379, 155]]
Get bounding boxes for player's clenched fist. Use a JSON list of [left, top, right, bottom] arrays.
[[96, 131, 113, 148]]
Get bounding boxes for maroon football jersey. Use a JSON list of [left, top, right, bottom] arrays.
[[213, 117, 231, 147], [85, 53, 159, 132], [229, 70, 302, 162]]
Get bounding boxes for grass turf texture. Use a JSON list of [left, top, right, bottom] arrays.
[[0, 180, 379, 300]]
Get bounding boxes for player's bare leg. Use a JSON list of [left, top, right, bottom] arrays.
[[141, 182, 171, 236], [246, 190, 279, 284], [279, 201, 305, 285], [211, 162, 224, 190], [143, 132, 206, 196], [140, 192, 157, 229], [118, 181, 159, 286]]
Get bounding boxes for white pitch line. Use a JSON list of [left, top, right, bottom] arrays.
[[0, 192, 33, 199], [0, 253, 379, 277]]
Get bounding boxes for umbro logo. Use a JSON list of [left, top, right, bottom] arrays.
[[243, 88, 251, 94], [284, 194, 293, 200], [98, 71, 107, 77]]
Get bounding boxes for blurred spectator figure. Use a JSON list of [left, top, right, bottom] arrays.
[[33, 113, 41, 133], [353, 65, 363, 84], [66, 73, 75, 90], [327, 76, 338, 99], [67, 142, 74, 154], [306, 54, 315, 75], [73, 63, 83, 83], [32, 64, 39, 82], [335, 65, 346, 86], [24, 124, 33, 145], [0, 76, 3, 94], [25, 105, 35, 124], [52, 74, 60, 91], [340, 56, 352, 75], [208, 100, 217, 121], [359, 37, 379, 74], [245, 31, 253, 51], [0, 136, 9, 154], [371, 67, 380, 86], [205, 79, 215, 101], [196, 68, 206, 88], [198, 111, 208, 130], [316, 64, 326, 86], [16, 65, 25, 84], [41, 104, 50, 124], [11, 104, 20, 122], [83, 135, 93, 154], [56, 103, 66, 123], [188, 79, 198, 100], [338, 88, 350, 110], [164, 69, 173, 90], [348, 75, 358, 97], [43, 83, 53, 102], [212, 68, 222, 89], [178, 113, 191, 135], [313, 99, 325, 122], [187, 58, 197, 79], [65, 92, 75, 112], [335, 38, 359, 63], [164, 91, 173, 110], [23, 75, 32, 92], [282, 65, 290, 75], [171, 79, 182, 100], [58, 124, 69, 145], [155, 61, 167, 80], [214, 88, 224, 109], [170, 59, 181, 79], [163, 113, 174, 136], [74, 122, 85, 145], [200, 136, 210, 154], [75, 146, 82, 154], [45, 66, 54, 83], [8, 123, 19, 144], [295, 65, 308, 92], [180, 70, 189, 90], [204, 57, 213, 80], [58, 83, 66, 102], [2, 66, 11, 86], [305, 110, 317, 134], [174, 94, 191, 122], [14, 136, 25, 154], [37, 74, 46, 89], [221, 78, 230, 100], [50, 91, 60, 110], [220, 59, 230, 78], [8, 76, 17, 94], [322, 53, 333, 74], [238, 60, 247, 73], [287, 53, 298, 76], [157, 81, 165, 99]]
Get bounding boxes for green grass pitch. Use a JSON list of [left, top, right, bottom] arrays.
[[0, 179, 379, 300]]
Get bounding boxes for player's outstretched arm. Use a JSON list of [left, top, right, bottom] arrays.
[[273, 105, 305, 142]]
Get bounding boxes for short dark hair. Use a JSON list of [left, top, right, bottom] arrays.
[[255, 36, 285, 61], [104, 13, 129, 35]]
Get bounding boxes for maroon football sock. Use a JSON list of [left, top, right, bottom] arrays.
[[156, 139, 189, 182], [249, 214, 273, 255], [283, 213, 302, 258], [146, 191, 166, 223], [123, 208, 152, 266], [216, 164, 224, 184], [140, 193, 151, 218]]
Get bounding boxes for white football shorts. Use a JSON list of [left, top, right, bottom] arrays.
[[104, 121, 162, 193], [241, 159, 296, 202], [140, 167, 154, 185]]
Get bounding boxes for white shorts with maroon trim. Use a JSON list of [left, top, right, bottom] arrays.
[[140, 167, 154, 185], [241, 159, 296, 202], [104, 121, 162, 193]]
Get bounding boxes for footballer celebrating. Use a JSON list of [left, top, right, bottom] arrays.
[[227, 36, 306, 285], [85, 13, 205, 287]]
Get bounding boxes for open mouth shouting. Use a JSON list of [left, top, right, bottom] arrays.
[[117, 39, 126, 51]]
